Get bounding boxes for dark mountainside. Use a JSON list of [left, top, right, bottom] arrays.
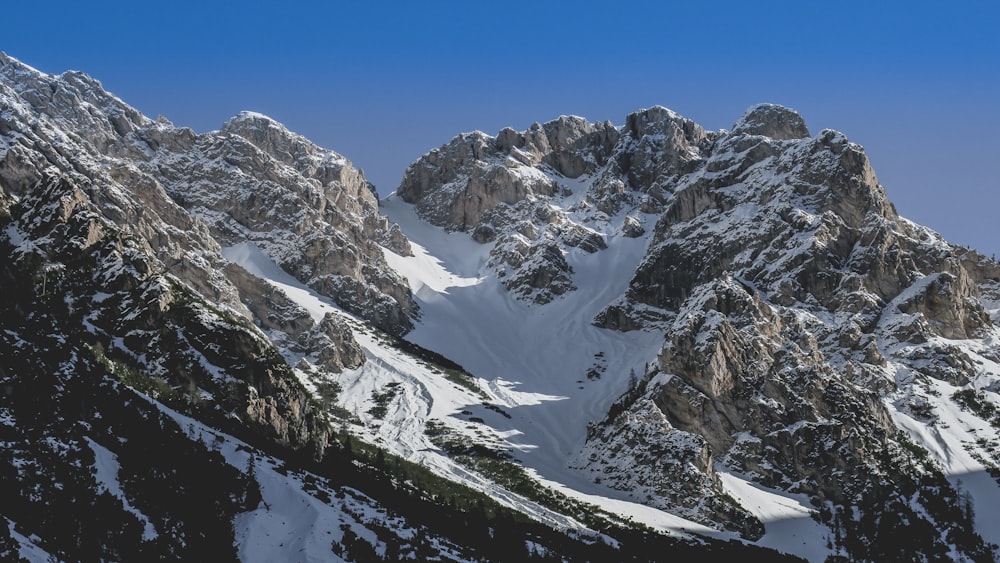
[[2, 53, 999, 562]]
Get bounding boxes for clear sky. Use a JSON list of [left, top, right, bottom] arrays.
[[5, 1, 999, 256]]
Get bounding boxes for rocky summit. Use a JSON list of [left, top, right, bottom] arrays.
[[2, 53, 1000, 562]]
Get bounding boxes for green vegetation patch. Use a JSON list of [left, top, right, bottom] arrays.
[[86, 342, 184, 402], [367, 382, 402, 420]]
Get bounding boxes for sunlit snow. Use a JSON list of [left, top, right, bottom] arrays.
[[222, 177, 1000, 562]]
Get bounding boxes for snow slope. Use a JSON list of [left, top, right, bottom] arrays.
[[885, 348, 1000, 549], [381, 194, 664, 486], [224, 241, 604, 534], [84, 437, 158, 541], [138, 393, 474, 563], [5, 517, 59, 563], [378, 194, 833, 560]]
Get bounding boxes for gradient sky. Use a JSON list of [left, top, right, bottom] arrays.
[[5, 1, 999, 256]]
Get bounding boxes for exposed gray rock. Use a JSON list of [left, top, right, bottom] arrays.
[[894, 271, 990, 340], [300, 313, 365, 373], [394, 106, 716, 304], [379, 221, 413, 256], [225, 262, 315, 337], [576, 394, 763, 539], [731, 103, 810, 140], [141, 110, 416, 336], [577, 102, 1000, 559], [500, 240, 575, 304], [0, 53, 399, 462], [397, 131, 558, 230], [559, 223, 606, 253], [621, 216, 645, 238], [611, 125, 963, 322]]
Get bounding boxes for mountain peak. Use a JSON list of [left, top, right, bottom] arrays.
[[219, 109, 355, 171], [5, 51, 1000, 562], [221, 110, 290, 138], [57, 68, 105, 91], [0, 51, 35, 72], [731, 103, 810, 140]]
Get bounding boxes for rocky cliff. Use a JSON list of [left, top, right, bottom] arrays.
[[393, 103, 1000, 560], [396, 107, 712, 304], [583, 105, 1000, 559], [5, 50, 1000, 562], [0, 55, 340, 454], [0, 52, 454, 562], [138, 110, 416, 335]]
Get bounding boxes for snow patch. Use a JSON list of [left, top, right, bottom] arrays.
[[4, 517, 60, 563], [718, 471, 831, 562], [84, 437, 158, 540]]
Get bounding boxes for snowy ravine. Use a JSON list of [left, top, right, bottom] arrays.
[[224, 241, 596, 532], [219, 239, 778, 551], [220, 239, 790, 552], [378, 192, 836, 561], [229, 171, 837, 558], [364, 104, 1000, 561]]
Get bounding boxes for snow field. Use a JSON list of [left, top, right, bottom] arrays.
[[224, 241, 599, 533], [228, 174, 1000, 562], [84, 437, 158, 541], [381, 195, 839, 560]]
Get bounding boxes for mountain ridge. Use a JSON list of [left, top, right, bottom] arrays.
[[389, 100, 1000, 560], [2, 53, 1000, 562]]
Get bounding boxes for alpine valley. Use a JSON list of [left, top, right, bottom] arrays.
[[2, 52, 999, 562]]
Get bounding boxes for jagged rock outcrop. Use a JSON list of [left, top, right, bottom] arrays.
[[589, 106, 709, 214], [579, 104, 1000, 560], [0, 52, 391, 456], [576, 389, 764, 539], [0, 52, 414, 339], [302, 313, 366, 373], [135, 111, 416, 336], [398, 116, 619, 230], [394, 106, 718, 303], [730, 103, 810, 140]]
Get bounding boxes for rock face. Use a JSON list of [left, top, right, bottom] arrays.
[[398, 116, 619, 228], [133, 111, 415, 336], [577, 106, 1000, 559], [0, 52, 418, 365], [395, 100, 1000, 558], [394, 106, 714, 303], [0, 52, 426, 458], [730, 103, 810, 140], [0, 52, 414, 336], [0, 54, 339, 456], [577, 390, 764, 539]]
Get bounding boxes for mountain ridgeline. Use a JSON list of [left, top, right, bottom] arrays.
[[2, 52, 1000, 562]]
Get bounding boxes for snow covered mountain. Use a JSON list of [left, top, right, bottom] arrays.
[[2, 51, 1000, 562], [384, 104, 1000, 561]]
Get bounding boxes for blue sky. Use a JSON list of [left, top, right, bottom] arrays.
[[6, 1, 999, 256]]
